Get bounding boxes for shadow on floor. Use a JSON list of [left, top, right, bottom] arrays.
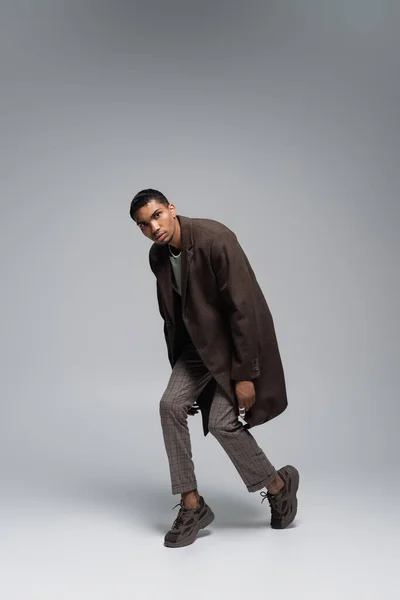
[[43, 476, 281, 532]]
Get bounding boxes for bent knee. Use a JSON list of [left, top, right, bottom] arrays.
[[159, 394, 187, 419]]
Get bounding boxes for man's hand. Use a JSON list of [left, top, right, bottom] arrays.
[[235, 380, 256, 413]]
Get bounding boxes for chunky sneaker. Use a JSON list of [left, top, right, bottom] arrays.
[[260, 465, 299, 529], [164, 496, 215, 548]]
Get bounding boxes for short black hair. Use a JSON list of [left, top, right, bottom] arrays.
[[129, 188, 169, 220]]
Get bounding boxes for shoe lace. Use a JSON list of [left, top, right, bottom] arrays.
[[260, 491, 284, 519], [171, 502, 188, 530]]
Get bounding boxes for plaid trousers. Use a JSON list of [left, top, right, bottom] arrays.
[[160, 342, 278, 495]]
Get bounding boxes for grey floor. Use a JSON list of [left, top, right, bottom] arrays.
[[2, 419, 399, 600]]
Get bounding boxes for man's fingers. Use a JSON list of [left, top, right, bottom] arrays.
[[238, 397, 255, 412]]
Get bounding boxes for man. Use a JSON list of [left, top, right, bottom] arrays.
[[129, 188, 299, 548]]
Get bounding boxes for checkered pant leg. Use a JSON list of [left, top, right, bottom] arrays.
[[160, 343, 278, 495], [159, 344, 213, 495], [208, 385, 278, 492]]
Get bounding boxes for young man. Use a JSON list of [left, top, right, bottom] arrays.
[[130, 188, 299, 548]]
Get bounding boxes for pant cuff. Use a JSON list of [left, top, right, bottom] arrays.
[[246, 470, 278, 493], [171, 480, 198, 495]]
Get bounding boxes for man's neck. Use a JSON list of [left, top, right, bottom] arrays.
[[168, 244, 181, 257]]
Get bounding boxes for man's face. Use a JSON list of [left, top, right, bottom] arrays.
[[135, 200, 177, 245]]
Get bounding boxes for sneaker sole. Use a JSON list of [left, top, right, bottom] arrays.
[[164, 507, 215, 548], [271, 465, 300, 530]]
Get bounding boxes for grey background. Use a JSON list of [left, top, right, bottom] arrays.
[[1, 0, 399, 522], [1, 2, 400, 598]]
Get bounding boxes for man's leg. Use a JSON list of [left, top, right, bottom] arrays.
[[208, 385, 299, 529], [159, 343, 215, 547], [159, 343, 212, 497], [208, 384, 278, 491]]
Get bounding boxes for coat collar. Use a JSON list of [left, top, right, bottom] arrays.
[[177, 214, 193, 251]]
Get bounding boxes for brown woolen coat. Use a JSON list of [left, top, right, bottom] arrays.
[[149, 215, 288, 435]]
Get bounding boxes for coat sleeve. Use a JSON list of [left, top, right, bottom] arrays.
[[210, 231, 260, 382]]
